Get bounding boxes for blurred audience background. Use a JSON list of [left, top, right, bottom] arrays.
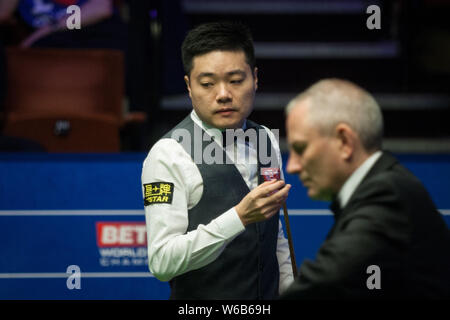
[[0, 0, 449, 153]]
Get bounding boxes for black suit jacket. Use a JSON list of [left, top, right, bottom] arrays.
[[283, 152, 450, 299]]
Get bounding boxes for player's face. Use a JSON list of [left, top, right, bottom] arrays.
[[286, 102, 344, 201], [185, 50, 258, 129]]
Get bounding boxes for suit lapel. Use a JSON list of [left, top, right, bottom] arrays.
[[341, 152, 398, 213]]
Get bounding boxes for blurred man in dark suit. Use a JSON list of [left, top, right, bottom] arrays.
[[283, 78, 450, 299]]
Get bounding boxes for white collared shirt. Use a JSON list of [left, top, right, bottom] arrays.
[[141, 110, 294, 293], [337, 151, 383, 209]]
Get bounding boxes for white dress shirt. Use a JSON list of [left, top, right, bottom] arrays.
[[142, 110, 294, 294], [337, 151, 383, 209]]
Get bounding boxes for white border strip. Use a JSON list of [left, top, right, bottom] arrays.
[[289, 209, 332, 215], [0, 272, 154, 279], [0, 209, 448, 216], [289, 209, 450, 216]]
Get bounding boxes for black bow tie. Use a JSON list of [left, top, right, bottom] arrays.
[[329, 199, 342, 217]]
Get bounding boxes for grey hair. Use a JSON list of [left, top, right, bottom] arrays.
[[286, 78, 383, 151]]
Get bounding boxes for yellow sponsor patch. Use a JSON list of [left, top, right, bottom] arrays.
[[143, 182, 174, 206]]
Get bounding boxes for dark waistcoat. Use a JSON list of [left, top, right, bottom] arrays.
[[163, 115, 280, 300]]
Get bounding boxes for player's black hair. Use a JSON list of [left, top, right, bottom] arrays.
[[181, 21, 256, 76]]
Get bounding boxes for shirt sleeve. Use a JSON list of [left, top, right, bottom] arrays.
[[142, 138, 246, 282]]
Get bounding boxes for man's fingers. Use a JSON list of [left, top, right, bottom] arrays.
[[267, 183, 291, 201], [263, 203, 284, 219], [259, 180, 285, 195], [262, 184, 290, 219], [259, 180, 278, 187], [237, 180, 290, 226]]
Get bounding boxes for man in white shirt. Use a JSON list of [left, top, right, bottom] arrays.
[[282, 78, 450, 299], [142, 22, 293, 299]]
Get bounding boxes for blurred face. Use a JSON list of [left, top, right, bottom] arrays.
[[286, 102, 345, 201], [185, 50, 258, 129]]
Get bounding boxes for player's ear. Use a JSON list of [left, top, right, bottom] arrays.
[[253, 67, 258, 91], [184, 75, 192, 98], [335, 123, 357, 160]]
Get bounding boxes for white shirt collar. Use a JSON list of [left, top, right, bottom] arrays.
[[337, 151, 383, 209], [190, 110, 248, 145]]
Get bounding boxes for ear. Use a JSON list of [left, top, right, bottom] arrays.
[[335, 123, 357, 161], [184, 75, 192, 98], [253, 67, 258, 91]]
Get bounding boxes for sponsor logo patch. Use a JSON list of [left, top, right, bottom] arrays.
[[143, 182, 174, 206]]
